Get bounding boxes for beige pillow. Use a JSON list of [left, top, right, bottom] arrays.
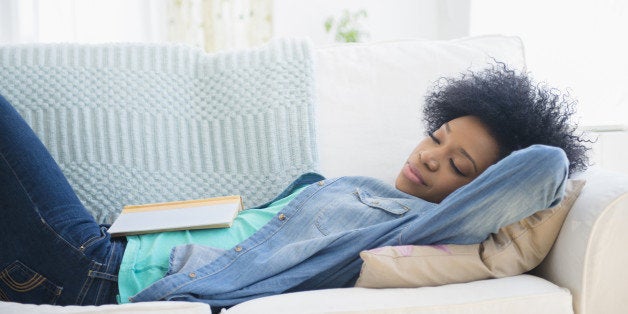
[[355, 179, 586, 288]]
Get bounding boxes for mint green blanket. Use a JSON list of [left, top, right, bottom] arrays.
[[0, 39, 318, 223]]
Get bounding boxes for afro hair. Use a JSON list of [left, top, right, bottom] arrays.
[[423, 63, 590, 175]]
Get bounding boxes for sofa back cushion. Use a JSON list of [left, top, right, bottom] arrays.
[[314, 35, 526, 183], [0, 39, 318, 223]]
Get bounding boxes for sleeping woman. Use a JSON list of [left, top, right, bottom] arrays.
[[0, 64, 588, 307]]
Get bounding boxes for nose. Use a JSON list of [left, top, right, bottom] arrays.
[[419, 149, 440, 171]]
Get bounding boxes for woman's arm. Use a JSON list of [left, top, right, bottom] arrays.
[[402, 144, 569, 245]]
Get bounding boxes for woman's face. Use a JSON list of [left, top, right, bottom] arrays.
[[395, 115, 500, 203]]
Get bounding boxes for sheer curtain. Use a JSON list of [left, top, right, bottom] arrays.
[[0, 0, 273, 52], [0, 0, 165, 44], [167, 0, 273, 52]]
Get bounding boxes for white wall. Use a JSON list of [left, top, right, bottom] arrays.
[[470, 0, 628, 128], [275, 0, 628, 128], [272, 0, 470, 46], [589, 131, 628, 175], [470, 0, 628, 174]]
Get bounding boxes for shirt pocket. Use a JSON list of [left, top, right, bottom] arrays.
[[315, 188, 411, 236], [355, 189, 412, 215], [0, 261, 63, 304]]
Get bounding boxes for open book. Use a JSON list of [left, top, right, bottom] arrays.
[[107, 195, 243, 237]]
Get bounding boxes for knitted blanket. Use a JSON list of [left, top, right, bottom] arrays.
[[0, 39, 318, 224]]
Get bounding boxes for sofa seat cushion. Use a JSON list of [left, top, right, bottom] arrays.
[[225, 275, 572, 314]]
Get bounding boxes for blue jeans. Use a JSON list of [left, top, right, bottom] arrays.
[[0, 95, 124, 305]]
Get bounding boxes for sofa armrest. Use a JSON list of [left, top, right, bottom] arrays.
[[533, 167, 628, 314]]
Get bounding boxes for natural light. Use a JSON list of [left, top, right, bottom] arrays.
[[2, 0, 626, 128], [2, 1, 628, 313]]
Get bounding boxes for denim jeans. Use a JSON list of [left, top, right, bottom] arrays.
[[0, 94, 125, 305]]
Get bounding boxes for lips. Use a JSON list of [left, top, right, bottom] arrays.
[[402, 162, 427, 186]]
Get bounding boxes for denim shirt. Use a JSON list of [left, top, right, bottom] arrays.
[[130, 145, 568, 307]]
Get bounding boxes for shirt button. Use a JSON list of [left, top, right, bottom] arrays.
[[317, 180, 324, 186], [189, 272, 196, 278], [235, 246, 243, 252], [278, 213, 286, 221]]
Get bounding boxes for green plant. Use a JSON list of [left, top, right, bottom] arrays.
[[324, 9, 369, 43]]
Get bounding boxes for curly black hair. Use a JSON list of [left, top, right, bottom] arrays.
[[423, 63, 590, 175]]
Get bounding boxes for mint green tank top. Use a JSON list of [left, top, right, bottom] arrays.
[[117, 186, 306, 303]]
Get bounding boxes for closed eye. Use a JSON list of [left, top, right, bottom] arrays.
[[449, 159, 466, 177], [428, 132, 440, 144]]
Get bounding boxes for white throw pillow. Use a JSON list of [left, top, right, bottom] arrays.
[[314, 35, 526, 183]]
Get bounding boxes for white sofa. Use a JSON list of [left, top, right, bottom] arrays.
[[1, 36, 628, 314]]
